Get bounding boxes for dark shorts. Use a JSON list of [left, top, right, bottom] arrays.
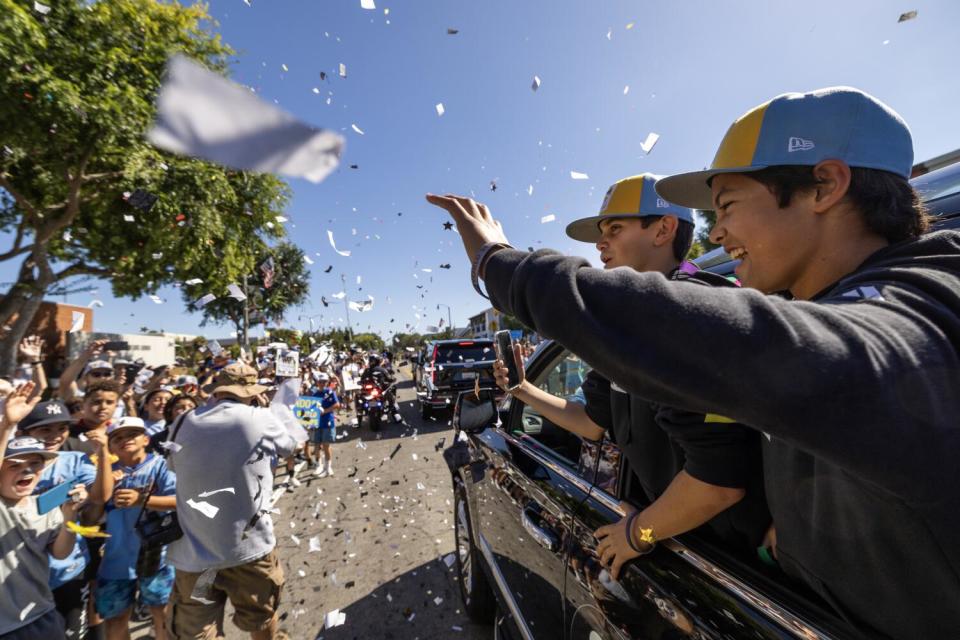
[[53, 577, 90, 639]]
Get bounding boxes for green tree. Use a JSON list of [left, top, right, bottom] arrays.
[[391, 332, 427, 353], [0, 0, 289, 374], [188, 242, 310, 343], [694, 210, 719, 253]]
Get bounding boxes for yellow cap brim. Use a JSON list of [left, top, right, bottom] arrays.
[[564, 213, 661, 243]]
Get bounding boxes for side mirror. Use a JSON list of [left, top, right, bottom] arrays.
[[453, 388, 498, 434]]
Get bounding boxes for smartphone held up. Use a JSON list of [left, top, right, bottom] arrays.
[[494, 330, 522, 391]]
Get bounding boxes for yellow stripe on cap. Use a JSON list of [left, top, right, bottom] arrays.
[[711, 100, 769, 170], [704, 414, 736, 424], [599, 175, 645, 216]]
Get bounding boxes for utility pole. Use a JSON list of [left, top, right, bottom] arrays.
[[242, 273, 250, 348], [341, 273, 352, 340]]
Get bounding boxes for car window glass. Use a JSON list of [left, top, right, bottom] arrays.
[[434, 343, 495, 364], [512, 351, 592, 470], [577, 433, 621, 496]]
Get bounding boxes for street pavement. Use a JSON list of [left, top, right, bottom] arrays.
[[134, 368, 490, 640]]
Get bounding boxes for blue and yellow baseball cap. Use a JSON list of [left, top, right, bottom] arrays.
[[565, 173, 695, 243], [655, 87, 914, 211]]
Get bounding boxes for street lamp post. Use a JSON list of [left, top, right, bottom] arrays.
[[341, 273, 352, 340], [436, 303, 452, 335]]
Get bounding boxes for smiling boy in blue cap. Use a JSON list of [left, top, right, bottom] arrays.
[[428, 86, 960, 638], [495, 173, 770, 577]]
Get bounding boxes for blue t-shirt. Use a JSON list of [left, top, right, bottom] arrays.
[[319, 388, 339, 429], [99, 453, 176, 580], [36, 451, 96, 588]]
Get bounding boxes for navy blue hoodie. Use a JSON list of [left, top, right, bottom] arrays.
[[483, 230, 960, 639]]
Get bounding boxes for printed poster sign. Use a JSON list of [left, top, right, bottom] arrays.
[[293, 396, 324, 429]]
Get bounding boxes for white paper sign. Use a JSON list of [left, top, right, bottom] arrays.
[[275, 350, 300, 378]]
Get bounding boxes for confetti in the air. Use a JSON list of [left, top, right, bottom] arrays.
[[897, 10, 917, 22], [531, 75, 541, 92], [540, 214, 556, 224], [351, 123, 365, 135], [435, 103, 445, 116], [640, 131, 660, 154], [570, 171, 589, 180], [339, 63, 347, 78], [69, 311, 85, 334], [227, 284, 247, 301], [328, 230, 352, 257], [147, 55, 343, 183]]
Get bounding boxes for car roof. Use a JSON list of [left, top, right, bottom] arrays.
[[697, 161, 960, 276], [430, 338, 494, 345]]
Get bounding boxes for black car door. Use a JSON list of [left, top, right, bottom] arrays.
[[564, 451, 856, 639], [472, 345, 595, 639]]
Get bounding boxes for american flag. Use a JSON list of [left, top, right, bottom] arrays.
[[260, 257, 275, 289]]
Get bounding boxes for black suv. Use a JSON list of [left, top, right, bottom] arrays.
[[416, 339, 496, 418], [444, 163, 960, 639], [446, 341, 858, 640]]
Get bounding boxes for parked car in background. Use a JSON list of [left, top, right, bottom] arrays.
[[416, 339, 496, 419], [447, 341, 865, 640]]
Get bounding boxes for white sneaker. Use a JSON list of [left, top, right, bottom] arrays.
[[325, 463, 334, 477], [290, 476, 302, 488], [314, 467, 328, 478]]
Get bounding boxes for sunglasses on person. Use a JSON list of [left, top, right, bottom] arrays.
[[88, 370, 113, 379]]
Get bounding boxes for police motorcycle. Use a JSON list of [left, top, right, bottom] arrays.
[[355, 354, 403, 430]]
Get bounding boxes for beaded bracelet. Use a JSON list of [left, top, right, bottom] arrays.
[[625, 513, 656, 555]]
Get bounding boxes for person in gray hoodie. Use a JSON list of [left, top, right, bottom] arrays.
[[166, 362, 296, 640], [427, 87, 960, 639]]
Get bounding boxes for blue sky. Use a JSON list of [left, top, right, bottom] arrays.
[[4, 0, 960, 340]]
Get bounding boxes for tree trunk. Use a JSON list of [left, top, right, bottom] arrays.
[[0, 250, 55, 376], [0, 293, 44, 376], [0, 258, 38, 329]]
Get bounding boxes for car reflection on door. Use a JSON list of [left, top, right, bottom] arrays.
[[474, 427, 594, 639]]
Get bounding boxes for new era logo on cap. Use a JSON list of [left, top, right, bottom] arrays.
[[654, 87, 914, 211], [788, 136, 815, 152]]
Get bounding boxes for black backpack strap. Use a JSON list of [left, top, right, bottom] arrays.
[[169, 413, 188, 443]]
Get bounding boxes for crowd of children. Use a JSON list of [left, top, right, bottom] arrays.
[[0, 337, 381, 639]]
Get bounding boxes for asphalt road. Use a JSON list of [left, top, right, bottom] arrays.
[[131, 368, 490, 640]]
